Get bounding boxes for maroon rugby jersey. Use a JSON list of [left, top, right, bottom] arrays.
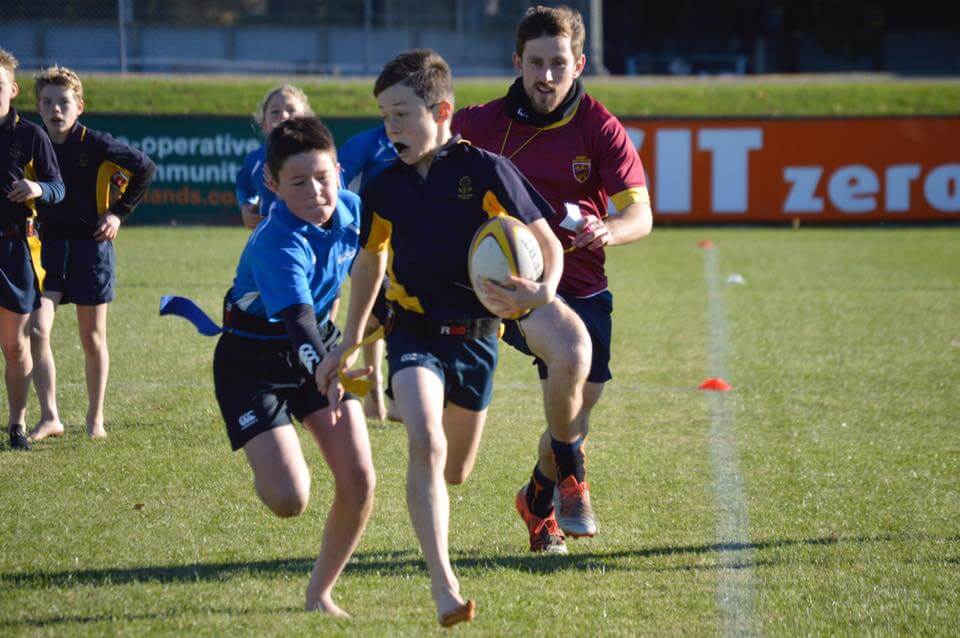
[[453, 93, 648, 298]]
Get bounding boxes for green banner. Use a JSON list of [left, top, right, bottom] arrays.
[[24, 113, 380, 224]]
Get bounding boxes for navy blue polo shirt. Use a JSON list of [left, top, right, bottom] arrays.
[[0, 107, 62, 224], [229, 191, 361, 324], [359, 137, 554, 321], [38, 121, 155, 233]]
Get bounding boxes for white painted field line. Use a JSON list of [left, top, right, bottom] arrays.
[[704, 245, 757, 637]]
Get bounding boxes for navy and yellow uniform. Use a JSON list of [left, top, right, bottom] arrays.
[[37, 121, 155, 305], [0, 107, 63, 314], [360, 137, 553, 410]]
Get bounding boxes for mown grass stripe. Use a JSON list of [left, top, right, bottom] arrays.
[[704, 245, 756, 636]]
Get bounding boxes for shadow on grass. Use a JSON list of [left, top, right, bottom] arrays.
[[4, 532, 950, 593], [0, 605, 303, 630]]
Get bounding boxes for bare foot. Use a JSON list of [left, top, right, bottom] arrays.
[[28, 419, 65, 442], [385, 399, 403, 424], [438, 599, 476, 627], [87, 422, 107, 439], [433, 584, 472, 627], [305, 598, 350, 618], [363, 384, 386, 421]]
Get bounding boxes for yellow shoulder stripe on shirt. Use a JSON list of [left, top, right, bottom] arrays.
[[96, 161, 132, 215], [365, 212, 424, 314], [610, 186, 650, 213]]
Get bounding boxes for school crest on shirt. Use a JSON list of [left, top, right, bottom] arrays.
[[457, 176, 473, 200], [78, 153, 89, 167], [572, 156, 591, 184], [8, 141, 22, 161]]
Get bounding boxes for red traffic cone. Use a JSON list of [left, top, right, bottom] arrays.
[[699, 377, 732, 391]]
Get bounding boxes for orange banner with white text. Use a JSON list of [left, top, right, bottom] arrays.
[[621, 117, 960, 223]]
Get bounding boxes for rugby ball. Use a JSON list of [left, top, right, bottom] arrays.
[[468, 215, 544, 319]]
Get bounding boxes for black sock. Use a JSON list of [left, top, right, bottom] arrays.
[[526, 465, 556, 519], [551, 436, 585, 482]]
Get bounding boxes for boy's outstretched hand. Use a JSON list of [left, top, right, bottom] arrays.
[[316, 343, 372, 421], [94, 213, 121, 241]]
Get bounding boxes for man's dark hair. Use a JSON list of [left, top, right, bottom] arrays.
[[266, 116, 336, 180], [515, 5, 586, 60], [373, 48, 453, 106]]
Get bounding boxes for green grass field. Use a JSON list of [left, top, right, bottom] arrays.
[[1, 227, 957, 636], [76, 74, 960, 116]]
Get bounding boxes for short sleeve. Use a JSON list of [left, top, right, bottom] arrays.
[[593, 114, 649, 212], [249, 235, 313, 317], [359, 187, 391, 252]]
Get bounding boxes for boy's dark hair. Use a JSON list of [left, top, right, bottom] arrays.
[[515, 5, 585, 60], [373, 49, 453, 106], [266, 116, 336, 181]]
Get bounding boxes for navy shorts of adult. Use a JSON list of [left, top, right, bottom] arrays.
[[39, 234, 115, 305], [0, 226, 42, 314], [386, 311, 499, 412], [503, 289, 613, 384], [214, 319, 353, 451]]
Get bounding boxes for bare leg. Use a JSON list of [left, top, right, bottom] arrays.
[[362, 316, 386, 421], [521, 300, 591, 478], [1, 307, 33, 429], [77, 303, 108, 438], [28, 292, 64, 441], [242, 425, 312, 517], [301, 399, 375, 616], [442, 402, 487, 485], [537, 381, 605, 480], [393, 366, 472, 622]]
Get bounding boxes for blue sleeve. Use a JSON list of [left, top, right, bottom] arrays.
[[33, 129, 64, 204], [38, 181, 65, 205], [490, 156, 555, 224], [235, 148, 261, 210], [248, 234, 314, 317], [338, 129, 373, 190]]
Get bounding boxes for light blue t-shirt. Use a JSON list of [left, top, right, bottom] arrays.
[[230, 191, 361, 323]]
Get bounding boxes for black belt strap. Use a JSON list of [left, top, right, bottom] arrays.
[[391, 307, 500, 339], [0, 219, 36, 239]]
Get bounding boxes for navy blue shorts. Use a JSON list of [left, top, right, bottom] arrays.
[[40, 238, 115, 305], [0, 235, 42, 314], [213, 325, 355, 451], [386, 327, 498, 412], [503, 290, 613, 384], [371, 281, 390, 326]]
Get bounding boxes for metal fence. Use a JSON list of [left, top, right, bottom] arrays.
[[2, 0, 595, 75]]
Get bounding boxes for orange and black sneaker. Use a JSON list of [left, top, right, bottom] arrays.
[[515, 486, 567, 554], [554, 475, 597, 538]]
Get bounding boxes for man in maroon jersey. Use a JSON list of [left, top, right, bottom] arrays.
[[453, 5, 652, 554]]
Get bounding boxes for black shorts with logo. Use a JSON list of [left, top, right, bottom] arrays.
[[213, 322, 353, 451]]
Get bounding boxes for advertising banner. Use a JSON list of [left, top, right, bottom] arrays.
[[23, 113, 960, 224], [24, 114, 376, 224], [620, 116, 960, 223]]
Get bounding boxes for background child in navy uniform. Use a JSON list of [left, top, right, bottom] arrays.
[[235, 85, 312, 230], [338, 123, 399, 422], [319, 49, 563, 627], [29, 65, 156, 442], [0, 48, 64, 451], [214, 117, 374, 617]]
